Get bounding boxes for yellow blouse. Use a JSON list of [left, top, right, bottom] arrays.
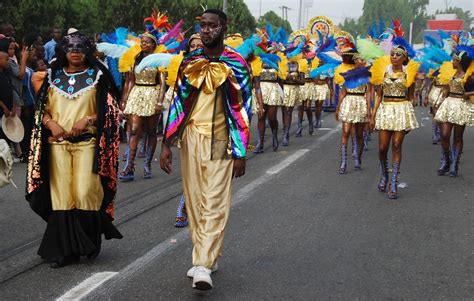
[[46, 87, 97, 136], [189, 88, 228, 141]]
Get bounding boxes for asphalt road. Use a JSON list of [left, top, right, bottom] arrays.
[[0, 107, 473, 300]]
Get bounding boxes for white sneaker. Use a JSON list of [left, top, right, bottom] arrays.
[[187, 262, 218, 278], [192, 266, 213, 290]]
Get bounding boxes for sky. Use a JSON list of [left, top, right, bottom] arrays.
[[243, 0, 474, 30]]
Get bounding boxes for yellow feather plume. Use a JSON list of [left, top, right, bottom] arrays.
[[438, 61, 456, 85], [334, 63, 354, 85], [310, 57, 320, 70], [119, 44, 141, 73], [298, 59, 308, 74], [462, 61, 474, 84], [224, 34, 244, 49], [166, 51, 184, 86], [405, 60, 420, 88], [288, 53, 303, 63], [277, 52, 288, 79], [250, 56, 263, 77], [369, 55, 391, 85]]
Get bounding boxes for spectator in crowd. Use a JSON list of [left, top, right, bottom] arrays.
[[0, 51, 14, 140], [0, 38, 28, 161], [0, 23, 15, 39], [32, 58, 48, 93], [44, 27, 62, 63], [20, 39, 38, 162]]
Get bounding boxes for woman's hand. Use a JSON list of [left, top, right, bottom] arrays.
[[1, 104, 11, 118], [335, 108, 340, 121], [155, 103, 163, 115], [48, 121, 66, 141], [120, 101, 127, 111], [370, 116, 376, 130], [257, 106, 265, 119], [70, 117, 88, 137]]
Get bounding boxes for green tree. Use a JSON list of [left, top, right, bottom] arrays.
[[340, 0, 429, 43], [433, 7, 474, 30], [257, 11, 292, 34], [0, 0, 257, 42]]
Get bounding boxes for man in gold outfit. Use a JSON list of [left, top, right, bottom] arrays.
[[160, 9, 252, 290]]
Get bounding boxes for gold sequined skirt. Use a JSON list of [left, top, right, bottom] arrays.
[[339, 95, 369, 123], [124, 85, 160, 116], [314, 83, 329, 103], [375, 101, 419, 131], [163, 86, 174, 110], [283, 85, 300, 107], [302, 82, 317, 100], [434, 97, 468, 126], [251, 90, 259, 115], [428, 86, 444, 108], [467, 100, 474, 126], [261, 81, 283, 106]]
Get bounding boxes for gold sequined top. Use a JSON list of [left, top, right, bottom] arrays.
[[383, 71, 407, 98], [135, 67, 158, 85], [283, 71, 301, 85], [433, 77, 444, 87], [346, 84, 367, 94], [448, 76, 464, 95], [260, 68, 279, 82]]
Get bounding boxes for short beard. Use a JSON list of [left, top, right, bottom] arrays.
[[202, 28, 224, 48]]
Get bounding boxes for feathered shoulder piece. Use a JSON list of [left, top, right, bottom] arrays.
[[166, 52, 184, 86], [463, 62, 474, 84], [369, 55, 391, 85], [341, 66, 371, 89], [438, 61, 456, 85], [119, 44, 142, 72], [236, 34, 262, 59], [334, 63, 355, 85], [356, 38, 385, 62], [250, 56, 263, 77], [405, 60, 420, 87], [135, 53, 174, 73], [277, 52, 288, 79], [310, 57, 320, 71], [298, 58, 308, 74]]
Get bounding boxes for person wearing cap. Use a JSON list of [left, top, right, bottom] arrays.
[[26, 32, 122, 268], [119, 32, 166, 181], [434, 50, 473, 177], [160, 9, 251, 290], [370, 44, 419, 199]]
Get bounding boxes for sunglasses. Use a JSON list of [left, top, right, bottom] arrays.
[[390, 52, 403, 58]]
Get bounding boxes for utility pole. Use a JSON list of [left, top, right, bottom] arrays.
[[279, 6, 290, 22], [298, 0, 303, 29], [259, 0, 262, 19], [223, 0, 228, 13]]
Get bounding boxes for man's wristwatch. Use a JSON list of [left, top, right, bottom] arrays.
[[85, 116, 94, 126]]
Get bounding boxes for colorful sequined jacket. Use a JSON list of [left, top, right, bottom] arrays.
[[163, 47, 252, 159]]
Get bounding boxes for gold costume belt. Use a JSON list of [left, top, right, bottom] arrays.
[[347, 92, 365, 96], [383, 97, 407, 103]]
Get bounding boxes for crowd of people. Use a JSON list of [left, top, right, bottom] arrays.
[[0, 8, 473, 291]]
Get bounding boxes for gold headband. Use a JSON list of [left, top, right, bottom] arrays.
[[142, 32, 158, 45], [391, 47, 407, 57], [453, 51, 466, 61]]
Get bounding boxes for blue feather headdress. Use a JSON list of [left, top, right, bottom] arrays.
[[392, 36, 416, 58], [260, 53, 281, 70], [456, 45, 474, 59], [236, 34, 262, 59]]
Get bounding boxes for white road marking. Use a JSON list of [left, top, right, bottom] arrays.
[[56, 272, 117, 301], [58, 125, 341, 300]]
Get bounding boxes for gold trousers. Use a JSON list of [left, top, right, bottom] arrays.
[[180, 125, 233, 268], [49, 140, 103, 211]]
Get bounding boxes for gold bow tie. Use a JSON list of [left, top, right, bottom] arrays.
[[183, 58, 231, 94]]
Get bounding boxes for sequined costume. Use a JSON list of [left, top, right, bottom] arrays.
[[282, 62, 303, 107], [314, 77, 330, 103], [375, 69, 419, 131], [124, 67, 162, 116], [434, 76, 468, 125], [302, 77, 318, 100], [260, 68, 283, 106], [339, 84, 369, 123], [428, 77, 445, 108], [26, 66, 122, 262]]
